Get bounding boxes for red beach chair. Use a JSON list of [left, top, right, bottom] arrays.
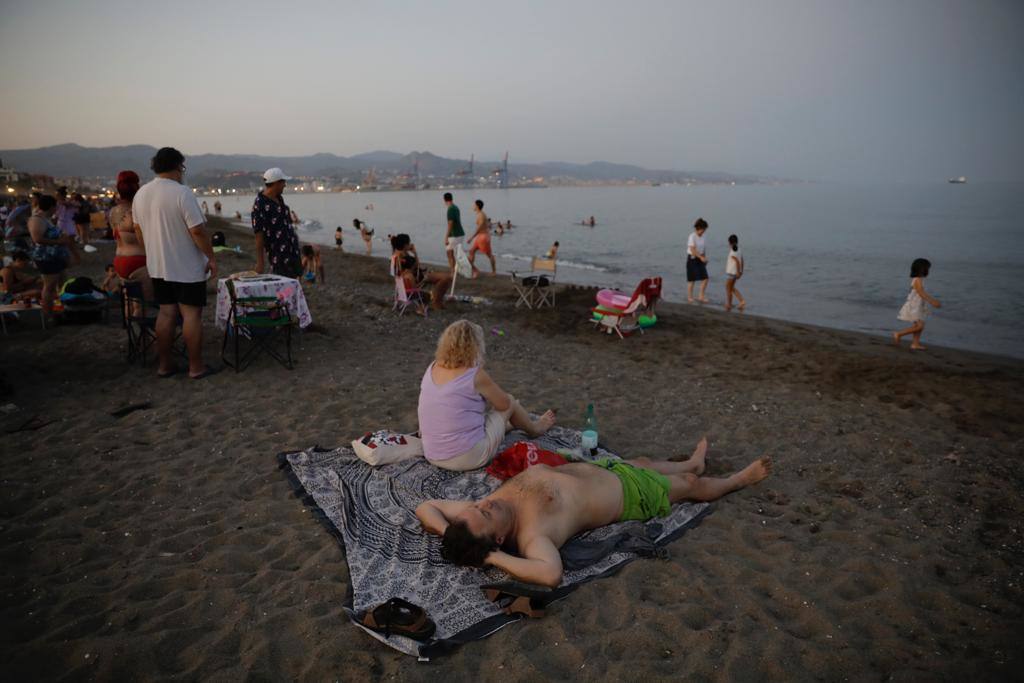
[[591, 277, 662, 339]]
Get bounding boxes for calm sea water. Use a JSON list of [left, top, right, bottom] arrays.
[[207, 183, 1024, 359]]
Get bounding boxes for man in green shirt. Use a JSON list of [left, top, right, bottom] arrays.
[[443, 192, 464, 271]]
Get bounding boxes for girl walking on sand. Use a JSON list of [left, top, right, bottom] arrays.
[[893, 258, 941, 350], [724, 234, 745, 311]]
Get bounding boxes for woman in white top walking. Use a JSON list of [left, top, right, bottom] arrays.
[[724, 234, 745, 311], [893, 258, 941, 350], [686, 217, 710, 303]]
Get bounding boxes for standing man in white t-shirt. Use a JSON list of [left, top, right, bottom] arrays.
[[132, 147, 218, 380], [686, 217, 710, 303]]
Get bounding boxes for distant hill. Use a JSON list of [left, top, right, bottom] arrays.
[[0, 143, 767, 184]]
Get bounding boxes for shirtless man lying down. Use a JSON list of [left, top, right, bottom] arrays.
[[416, 437, 771, 587]]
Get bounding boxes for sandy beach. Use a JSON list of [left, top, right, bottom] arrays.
[[1, 216, 1021, 681]]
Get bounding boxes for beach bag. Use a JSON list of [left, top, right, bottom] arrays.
[[454, 244, 473, 278], [352, 430, 424, 466], [60, 276, 102, 296], [485, 441, 568, 480]]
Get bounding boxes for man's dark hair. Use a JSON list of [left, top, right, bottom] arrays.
[[475, 199, 484, 209], [151, 147, 186, 174], [694, 217, 708, 230], [37, 194, 57, 212], [910, 258, 931, 278], [441, 520, 497, 567], [443, 192, 453, 202]]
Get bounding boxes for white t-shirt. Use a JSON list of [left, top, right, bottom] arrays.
[[132, 178, 208, 282], [687, 231, 706, 257], [726, 248, 742, 275]]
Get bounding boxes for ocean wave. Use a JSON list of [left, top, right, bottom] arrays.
[[499, 253, 612, 273]]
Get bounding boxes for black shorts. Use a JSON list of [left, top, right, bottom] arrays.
[[686, 257, 708, 282], [152, 278, 207, 307]]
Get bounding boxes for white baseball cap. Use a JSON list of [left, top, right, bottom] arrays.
[[263, 167, 292, 184]]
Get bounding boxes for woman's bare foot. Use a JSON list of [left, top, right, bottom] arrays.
[[688, 436, 708, 475], [698, 297, 709, 304], [737, 302, 745, 311], [724, 303, 732, 312], [909, 343, 926, 350], [738, 456, 772, 486], [687, 297, 695, 304], [892, 332, 901, 346], [529, 410, 557, 436]]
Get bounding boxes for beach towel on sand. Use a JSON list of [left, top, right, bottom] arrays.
[[280, 425, 711, 659]]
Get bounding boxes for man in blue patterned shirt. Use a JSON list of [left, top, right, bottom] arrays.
[[252, 168, 301, 278]]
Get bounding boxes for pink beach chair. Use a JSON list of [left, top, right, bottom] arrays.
[[590, 277, 662, 339]]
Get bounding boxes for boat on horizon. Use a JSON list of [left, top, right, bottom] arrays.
[[948, 176, 967, 184]]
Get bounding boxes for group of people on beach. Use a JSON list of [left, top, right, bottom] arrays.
[[412, 319, 772, 585]]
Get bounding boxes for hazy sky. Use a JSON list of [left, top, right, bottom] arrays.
[[1, 0, 1022, 181]]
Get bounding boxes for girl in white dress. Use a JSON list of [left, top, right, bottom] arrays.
[[724, 234, 745, 311], [893, 258, 941, 350]]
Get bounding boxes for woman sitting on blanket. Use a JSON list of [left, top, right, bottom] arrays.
[[418, 320, 557, 471]]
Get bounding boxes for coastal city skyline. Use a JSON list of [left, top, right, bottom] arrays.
[[1, 1, 1022, 182]]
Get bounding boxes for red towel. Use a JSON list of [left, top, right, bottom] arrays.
[[486, 441, 568, 480]]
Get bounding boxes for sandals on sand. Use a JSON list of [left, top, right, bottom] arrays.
[[360, 598, 436, 641], [481, 580, 554, 619]]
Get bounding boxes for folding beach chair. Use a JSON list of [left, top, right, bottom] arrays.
[[122, 281, 158, 365], [591, 277, 662, 339], [511, 257, 557, 309], [393, 276, 428, 317], [220, 279, 294, 371]]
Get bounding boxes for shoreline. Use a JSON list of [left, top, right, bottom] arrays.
[[214, 216, 1024, 365]]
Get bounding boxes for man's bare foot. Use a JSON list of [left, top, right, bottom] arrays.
[[892, 332, 900, 346], [688, 436, 708, 475], [738, 456, 772, 486], [529, 410, 557, 436]]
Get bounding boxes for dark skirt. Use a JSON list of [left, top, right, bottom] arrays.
[[686, 256, 708, 282]]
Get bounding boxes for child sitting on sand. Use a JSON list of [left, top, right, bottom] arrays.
[[893, 258, 941, 350], [418, 320, 557, 471], [300, 245, 324, 284], [100, 264, 122, 296]]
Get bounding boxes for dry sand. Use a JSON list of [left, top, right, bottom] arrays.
[[1, 217, 1022, 681]]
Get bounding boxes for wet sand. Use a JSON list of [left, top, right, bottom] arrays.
[[1, 217, 1021, 681]]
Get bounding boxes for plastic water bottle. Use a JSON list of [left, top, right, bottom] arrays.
[[581, 404, 598, 456]]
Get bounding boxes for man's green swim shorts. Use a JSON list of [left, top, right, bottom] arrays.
[[594, 458, 672, 521]]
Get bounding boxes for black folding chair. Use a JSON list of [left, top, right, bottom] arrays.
[[122, 282, 184, 366], [220, 279, 294, 371]]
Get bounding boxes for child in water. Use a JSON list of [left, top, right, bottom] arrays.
[[724, 234, 744, 311], [544, 241, 559, 260], [893, 258, 941, 350], [301, 244, 324, 284], [334, 226, 343, 250]]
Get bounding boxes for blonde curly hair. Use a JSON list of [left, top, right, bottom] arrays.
[[435, 320, 485, 368]]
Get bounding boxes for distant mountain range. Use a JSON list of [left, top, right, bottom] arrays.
[[0, 143, 768, 184]]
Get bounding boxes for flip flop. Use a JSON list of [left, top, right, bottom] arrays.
[[189, 366, 221, 380], [360, 598, 435, 641]]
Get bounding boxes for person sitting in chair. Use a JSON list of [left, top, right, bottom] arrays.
[[390, 233, 452, 311], [416, 436, 771, 587]]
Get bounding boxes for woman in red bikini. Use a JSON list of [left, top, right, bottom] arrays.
[[109, 170, 152, 302]]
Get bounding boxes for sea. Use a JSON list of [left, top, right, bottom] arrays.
[[206, 182, 1024, 359]]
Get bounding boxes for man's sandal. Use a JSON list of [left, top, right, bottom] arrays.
[[359, 598, 436, 641], [481, 580, 554, 618]]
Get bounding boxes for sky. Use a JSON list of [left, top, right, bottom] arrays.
[[1, 0, 1022, 181]]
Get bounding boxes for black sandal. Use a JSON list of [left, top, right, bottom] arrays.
[[360, 598, 435, 641]]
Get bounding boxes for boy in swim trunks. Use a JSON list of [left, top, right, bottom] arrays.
[[417, 436, 771, 587], [469, 199, 496, 277]]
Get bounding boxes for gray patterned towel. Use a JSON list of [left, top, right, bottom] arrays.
[[281, 425, 710, 659]]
